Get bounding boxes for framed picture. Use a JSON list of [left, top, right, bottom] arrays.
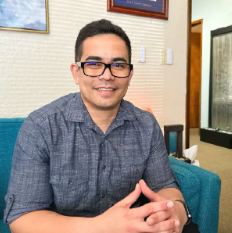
[[107, 0, 168, 20], [0, 0, 49, 34]]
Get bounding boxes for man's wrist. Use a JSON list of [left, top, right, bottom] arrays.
[[174, 200, 191, 225]]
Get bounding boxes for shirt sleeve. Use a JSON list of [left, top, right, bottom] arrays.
[[142, 119, 180, 192], [4, 116, 53, 224]]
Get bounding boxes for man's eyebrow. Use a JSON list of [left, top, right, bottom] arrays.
[[85, 56, 128, 63], [85, 56, 102, 61], [111, 57, 127, 63]]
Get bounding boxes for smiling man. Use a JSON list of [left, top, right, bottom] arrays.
[[4, 19, 196, 233], [71, 33, 133, 133]]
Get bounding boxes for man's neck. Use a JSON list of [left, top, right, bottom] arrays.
[[84, 103, 121, 134]]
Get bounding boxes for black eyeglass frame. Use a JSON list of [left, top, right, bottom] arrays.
[[76, 61, 133, 78]]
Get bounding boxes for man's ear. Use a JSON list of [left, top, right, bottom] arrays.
[[70, 63, 80, 85]]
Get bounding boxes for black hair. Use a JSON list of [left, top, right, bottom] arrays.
[[75, 19, 132, 63]]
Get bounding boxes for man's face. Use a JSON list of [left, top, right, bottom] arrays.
[[71, 34, 133, 112]]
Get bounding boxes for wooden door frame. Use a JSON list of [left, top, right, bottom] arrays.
[[191, 19, 203, 132], [185, 0, 192, 148], [186, 0, 203, 148]]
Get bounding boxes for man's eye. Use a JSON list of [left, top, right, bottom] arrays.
[[111, 63, 125, 68], [86, 62, 98, 66]]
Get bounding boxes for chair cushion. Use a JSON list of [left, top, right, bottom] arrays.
[[169, 132, 176, 153], [0, 118, 24, 219], [0, 220, 11, 233]]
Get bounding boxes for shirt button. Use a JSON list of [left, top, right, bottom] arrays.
[[101, 194, 105, 198], [136, 170, 140, 175], [68, 180, 73, 185], [102, 165, 106, 170]]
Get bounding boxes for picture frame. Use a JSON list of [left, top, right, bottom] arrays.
[[0, 0, 49, 34], [107, 0, 168, 20]]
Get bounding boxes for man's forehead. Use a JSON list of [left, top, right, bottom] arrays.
[[81, 35, 129, 61]]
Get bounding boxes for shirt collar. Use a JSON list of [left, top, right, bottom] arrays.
[[66, 92, 136, 123]]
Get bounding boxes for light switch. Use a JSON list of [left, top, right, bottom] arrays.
[[161, 48, 173, 65], [167, 49, 173, 65], [139, 46, 145, 63]]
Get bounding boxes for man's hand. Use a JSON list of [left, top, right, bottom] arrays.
[[139, 180, 187, 233], [95, 183, 179, 233]]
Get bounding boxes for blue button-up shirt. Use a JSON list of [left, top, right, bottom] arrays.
[[4, 93, 179, 224]]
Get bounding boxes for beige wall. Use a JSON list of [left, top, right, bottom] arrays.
[[0, 0, 188, 133], [164, 0, 188, 140]]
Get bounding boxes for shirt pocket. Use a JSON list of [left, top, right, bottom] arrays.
[[50, 171, 89, 216], [130, 162, 144, 192], [110, 162, 144, 199], [122, 162, 145, 194]]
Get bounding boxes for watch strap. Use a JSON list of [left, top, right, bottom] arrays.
[[175, 199, 192, 225]]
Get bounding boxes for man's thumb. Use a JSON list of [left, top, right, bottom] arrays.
[[139, 179, 164, 202], [119, 183, 141, 208]]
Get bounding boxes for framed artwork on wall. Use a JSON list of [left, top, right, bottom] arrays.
[[0, 0, 49, 34], [107, 0, 168, 20]]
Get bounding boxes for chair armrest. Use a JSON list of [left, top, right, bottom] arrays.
[[169, 156, 221, 233]]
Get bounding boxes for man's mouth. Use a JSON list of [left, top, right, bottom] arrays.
[[95, 88, 116, 91]]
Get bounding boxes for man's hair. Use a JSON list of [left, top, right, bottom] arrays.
[[75, 19, 132, 63]]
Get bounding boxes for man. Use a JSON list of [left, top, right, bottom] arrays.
[[4, 19, 193, 233]]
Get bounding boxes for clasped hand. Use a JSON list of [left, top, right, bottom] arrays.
[[96, 180, 181, 233]]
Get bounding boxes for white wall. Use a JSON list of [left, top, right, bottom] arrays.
[[0, 0, 188, 131], [164, 0, 188, 128], [192, 0, 232, 127]]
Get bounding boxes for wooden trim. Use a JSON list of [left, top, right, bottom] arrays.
[[185, 0, 192, 149], [192, 19, 203, 27], [199, 19, 203, 134], [107, 0, 169, 20]]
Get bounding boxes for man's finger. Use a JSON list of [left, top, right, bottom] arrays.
[[161, 231, 174, 233], [137, 219, 178, 233], [118, 183, 141, 208], [130, 201, 174, 219], [146, 210, 172, 226], [139, 179, 165, 202]]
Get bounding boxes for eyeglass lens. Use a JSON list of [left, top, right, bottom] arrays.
[[83, 62, 130, 77]]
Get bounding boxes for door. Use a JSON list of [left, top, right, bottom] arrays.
[[189, 20, 202, 128]]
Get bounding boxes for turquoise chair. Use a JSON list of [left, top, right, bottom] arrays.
[[0, 119, 221, 233], [0, 118, 24, 233]]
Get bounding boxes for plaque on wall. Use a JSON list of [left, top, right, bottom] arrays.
[[107, 0, 168, 20]]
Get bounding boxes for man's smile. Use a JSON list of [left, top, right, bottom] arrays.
[[94, 87, 116, 91]]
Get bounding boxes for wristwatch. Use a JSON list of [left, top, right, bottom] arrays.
[[175, 200, 192, 225]]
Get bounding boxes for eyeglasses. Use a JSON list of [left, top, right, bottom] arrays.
[[76, 61, 133, 78]]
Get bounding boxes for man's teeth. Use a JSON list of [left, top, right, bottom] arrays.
[[97, 88, 114, 91]]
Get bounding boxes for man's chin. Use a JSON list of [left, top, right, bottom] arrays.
[[95, 102, 121, 111]]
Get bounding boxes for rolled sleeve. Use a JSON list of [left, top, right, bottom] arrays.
[[143, 120, 180, 192], [4, 117, 53, 224]]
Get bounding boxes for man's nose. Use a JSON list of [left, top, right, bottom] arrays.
[[99, 67, 114, 81]]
